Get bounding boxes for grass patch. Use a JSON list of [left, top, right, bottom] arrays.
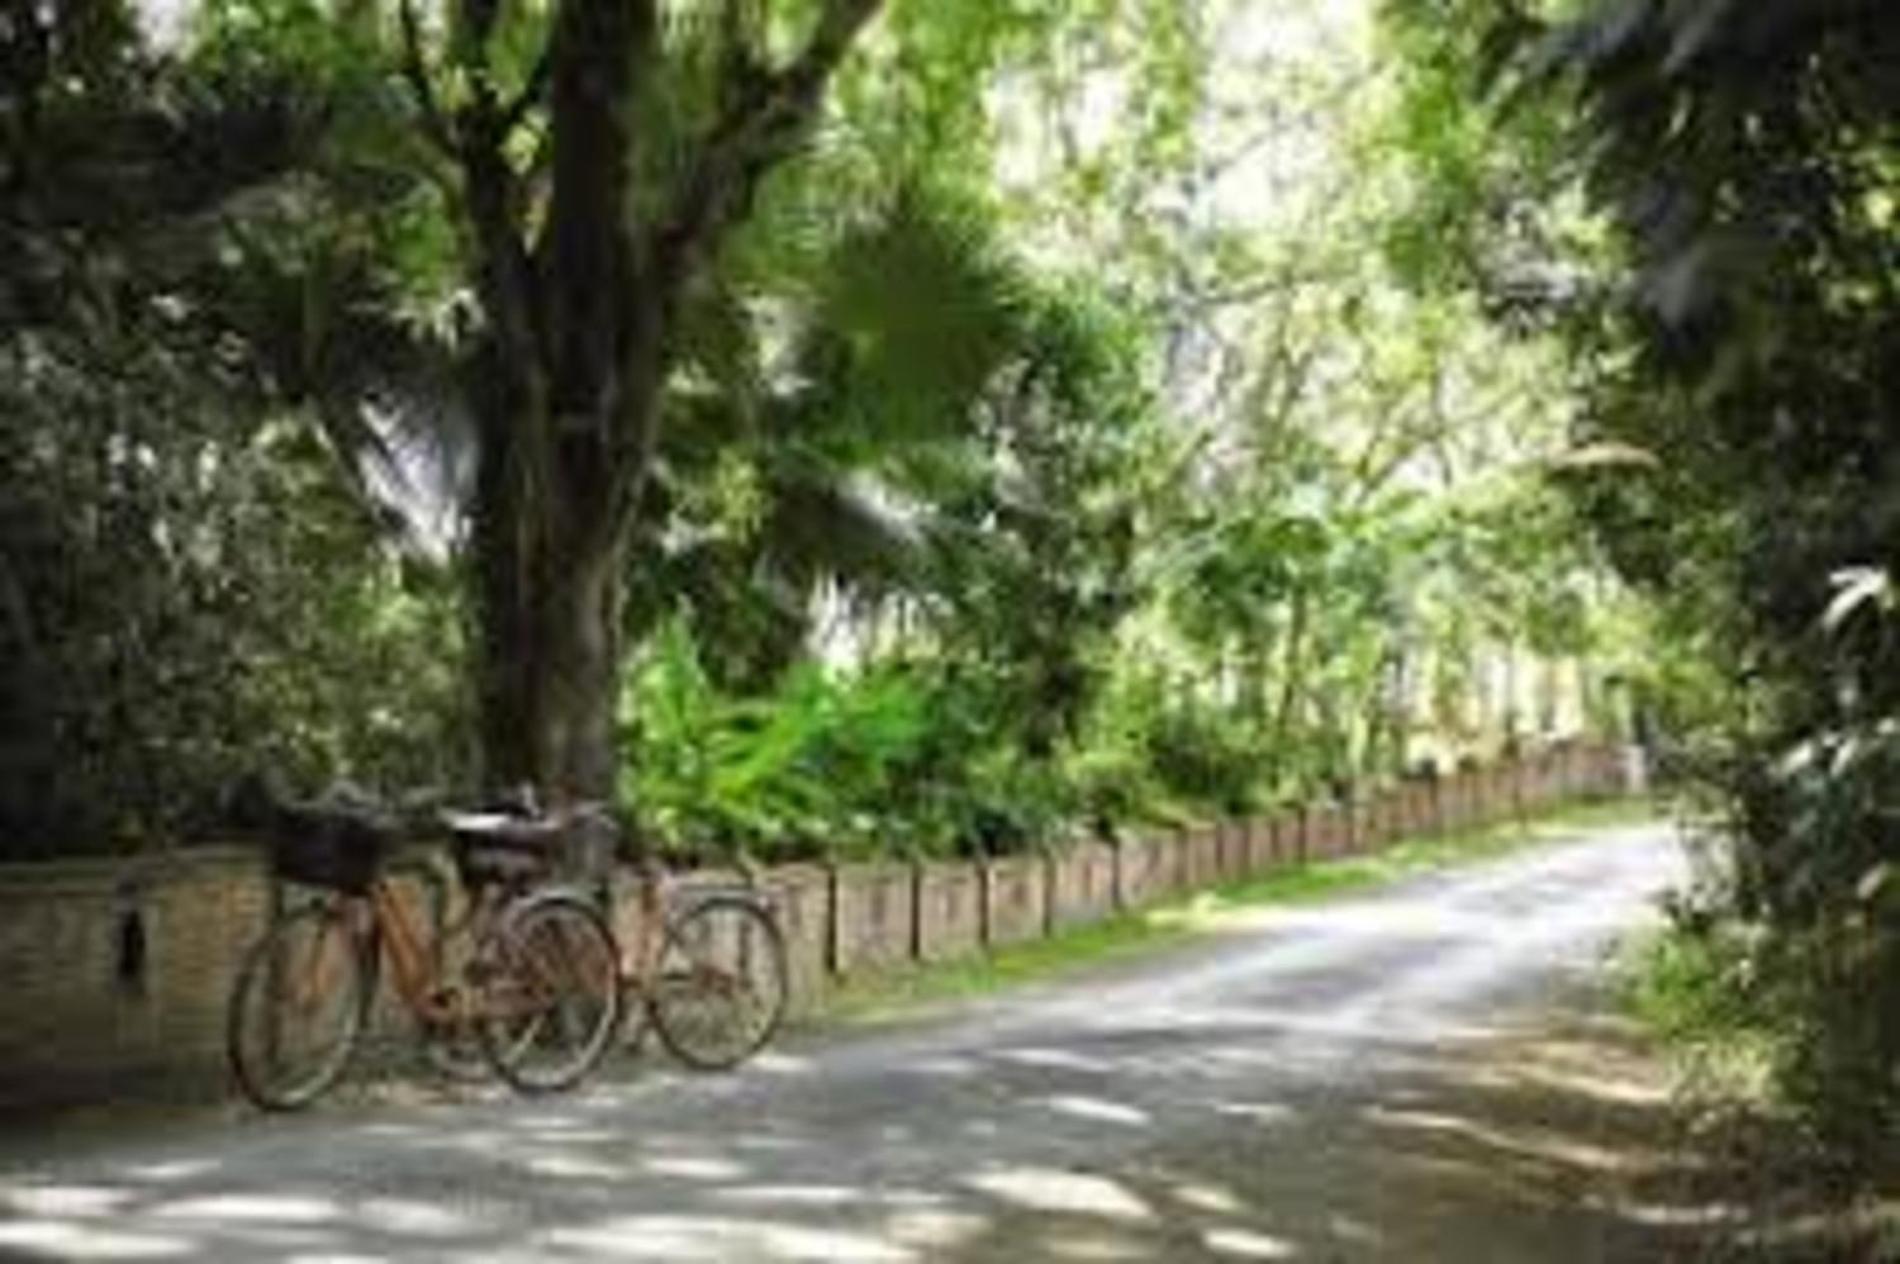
[[1612, 915, 1784, 1106], [820, 910, 1196, 1024], [820, 795, 1658, 1026]]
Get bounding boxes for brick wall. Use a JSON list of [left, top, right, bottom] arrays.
[[980, 855, 1047, 947], [1113, 834, 1174, 909], [762, 865, 830, 1019], [0, 847, 269, 1109], [1307, 803, 1346, 859], [914, 862, 982, 963], [828, 862, 915, 977], [1215, 821, 1250, 883], [1049, 844, 1116, 930]]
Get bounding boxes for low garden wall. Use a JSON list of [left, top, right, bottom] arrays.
[[0, 741, 1630, 1111]]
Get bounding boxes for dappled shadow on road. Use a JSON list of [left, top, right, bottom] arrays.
[[0, 1009, 1726, 1263], [0, 830, 1697, 1261]]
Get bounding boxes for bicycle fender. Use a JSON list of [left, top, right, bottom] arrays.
[[673, 885, 773, 911], [505, 882, 600, 912]]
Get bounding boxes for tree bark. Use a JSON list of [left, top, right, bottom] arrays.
[[1268, 588, 1311, 793], [472, 483, 627, 800], [435, 0, 885, 801]]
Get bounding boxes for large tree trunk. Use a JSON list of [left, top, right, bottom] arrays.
[[467, 341, 664, 802], [456, 0, 653, 803], [408, 0, 885, 801], [473, 482, 629, 801]]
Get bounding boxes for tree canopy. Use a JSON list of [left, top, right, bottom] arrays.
[[1379, 0, 1900, 1164], [3, 0, 1640, 868]]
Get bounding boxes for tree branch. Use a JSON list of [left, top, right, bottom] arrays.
[[784, 0, 884, 92], [537, 0, 658, 426], [649, 0, 885, 290], [462, 0, 501, 50], [497, 45, 552, 138], [398, 0, 457, 157], [716, 0, 761, 93]]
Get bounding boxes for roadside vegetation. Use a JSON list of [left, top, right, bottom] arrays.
[[1372, 0, 1900, 1232], [15, 0, 1898, 1215], [14, 0, 1900, 1236], [0, 0, 1643, 870]]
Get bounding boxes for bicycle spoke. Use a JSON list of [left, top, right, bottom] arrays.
[[649, 897, 787, 1071], [476, 894, 621, 1094], [228, 904, 366, 1110]]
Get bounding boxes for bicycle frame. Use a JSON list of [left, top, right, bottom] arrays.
[[235, 795, 635, 1109], [611, 863, 773, 990], [263, 873, 469, 1022], [367, 879, 464, 1025], [615, 866, 669, 988]]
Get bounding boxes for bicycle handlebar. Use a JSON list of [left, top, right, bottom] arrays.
[[231, 771, 652, 878]]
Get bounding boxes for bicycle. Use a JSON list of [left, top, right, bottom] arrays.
[[607, 847, 790, 1071], [226, 788, 624, 1110]]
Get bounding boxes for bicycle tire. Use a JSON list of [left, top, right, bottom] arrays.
[[227, 900, 371, 1110], [649, 894, 788, 1071], [474, 890, 623, 1094]]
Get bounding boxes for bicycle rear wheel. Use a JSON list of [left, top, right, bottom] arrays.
[[474, 891, 623, 1094], [649, 895, 788, 1071], [227, 901, 370, 1110]]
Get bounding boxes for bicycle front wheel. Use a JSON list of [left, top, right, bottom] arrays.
[[474, 891, 623, 1094], [227, 901, 370, 1110], [649, 895, 788, 1071]]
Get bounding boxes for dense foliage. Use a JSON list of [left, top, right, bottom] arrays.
[[0, 5, 471, 852], [1, 1, 1633, 866], [1577, 3, 1899, 1165], [1385, 0, 1900, 1164]]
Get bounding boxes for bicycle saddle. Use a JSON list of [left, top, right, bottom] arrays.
[[442, 811, 562, 849]]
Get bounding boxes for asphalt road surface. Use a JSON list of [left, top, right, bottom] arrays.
[[0, 821, 1685, 1263]]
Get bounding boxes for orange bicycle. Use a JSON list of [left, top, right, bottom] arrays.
[[226, 791, 623, 1110]]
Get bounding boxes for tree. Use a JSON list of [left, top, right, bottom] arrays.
[[1543, 0, 1900, 1157], [624, 184, 1036, 694], [0, 5, 476, 851], [1388, 0, 1900, 1158], [390, 0, 886, 800]]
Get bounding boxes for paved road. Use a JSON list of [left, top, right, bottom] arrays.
[[0, 823, 1683, 1263]]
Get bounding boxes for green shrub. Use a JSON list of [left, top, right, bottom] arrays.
[[1061, 739, 1168, 839], [1143, 703, 1264, 818], [621, 620, 932, 859], [1621, 913, 1767, 1059], [1650, 721, 1900, 1168], [620, 623, 1176, 862]]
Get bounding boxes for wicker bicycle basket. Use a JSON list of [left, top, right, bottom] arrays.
[[270, 808, 390, 894]]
